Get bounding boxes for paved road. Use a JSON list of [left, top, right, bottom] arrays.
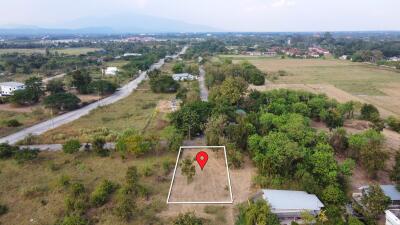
[[198, 66, 209, 102], [42, 73, 67, 83], [0, 46, 188, 144]]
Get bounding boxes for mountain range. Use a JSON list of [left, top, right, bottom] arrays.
[[0, 13, 219, 35]]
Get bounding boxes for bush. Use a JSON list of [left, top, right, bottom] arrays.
[[59, 215, 90, 225], [360, 104, 379, 121], [0, 143, 18, 159], [172, 212, 203, 225], [13, 148, 39, 164], [62, 139, 81, 154], [90, 180, 117, 207], [114, 187, 135, 221], [387, 116, 400, 132], [0, 204, 8, 216], [150, 76, 180, 93], [43, 92, 81, 111], [6, 119, 22, 127], [92, 137, 108, 157], [88, 80, 117, 95]]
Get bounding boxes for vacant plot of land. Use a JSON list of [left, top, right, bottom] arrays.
[[38, 81, 175, 143], [0, 47, 102, 55], [0, 151, 176, 225], [168, 147, 231, 203], [234, 57, 400, 96], [0, 107, 50, 137]]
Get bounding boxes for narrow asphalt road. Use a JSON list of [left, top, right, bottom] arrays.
[[198, 65, 209, 102], [0, 46, 188, 145]]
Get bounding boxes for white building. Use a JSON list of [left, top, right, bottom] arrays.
[[104, 67, 119, 76], [386, 210, 400, 225], [0, 82, 25, 96], [172, 73, 198, 81], [253, 189, 324, 224], [123, 53, 142, 57]]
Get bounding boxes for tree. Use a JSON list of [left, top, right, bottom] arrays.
[[322, 109, 344, 130], [180, 157, 196, 183], [391, 151, 400, 190], [43, 93, 81, 111], [149, 76, 180, 93], [46, 79, 65, 94], [71, 70, 92, 94], [239, 200, 280, 225], [329, 128, 348, 153], [25, 76, 44, 102], [348, 129, 387, 177], [173, 212, 203, 225], [88, 80, 117, 95], [361, 184, 390, 219], [63, 139, 81, 154], [205, 115, 227, 146], [116, 129, 156, 156], [0, 143, 18, 159], [210, 77, 248, 105], [172, 62, 185, 74]]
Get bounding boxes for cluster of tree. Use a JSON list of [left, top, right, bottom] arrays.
[[236, 200, 280, 225], [351, 50, 384, 63], [183, 40, 228, 59], [10, 77, 44, 105], [172, 62, 199, 75], [0, 52, 99, 75], [70, 69, 117, 95], [205, 60, 265, 87], [115, 129, 158, 157], [148, 69, 180, 93]]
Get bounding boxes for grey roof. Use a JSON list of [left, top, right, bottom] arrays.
[[261, 189, 324, 211], [381, 185, 400, 201], [359, 185, 400, 201], [0, 82, 24, 87]]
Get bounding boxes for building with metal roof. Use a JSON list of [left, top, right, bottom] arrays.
[[0, 82, 25, 96]]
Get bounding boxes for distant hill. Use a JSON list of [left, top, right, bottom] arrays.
[[0, 13, 219, 35]]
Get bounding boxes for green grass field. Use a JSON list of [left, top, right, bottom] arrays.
[[0, 151, 176, 225], [38, 81, 175, 143], [0, 47, 102, 56], [225, 56, 400, 96]]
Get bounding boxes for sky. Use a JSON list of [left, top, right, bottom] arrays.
[[0, 0, 399, 32]]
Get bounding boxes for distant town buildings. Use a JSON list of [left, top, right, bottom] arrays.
[[253, 189, 324, 224], [172, 73, 197, 81], [104, 67, 119, 76], [0, 82, 25, 96]]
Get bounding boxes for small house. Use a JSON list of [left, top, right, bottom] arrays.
[[0, 82, 25, 96], [253, 189, 324, 224]]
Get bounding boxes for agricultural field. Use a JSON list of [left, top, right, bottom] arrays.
[[226, 56, 400, 117], [0, 47, 102, 56], [37, 81, 176, 143]]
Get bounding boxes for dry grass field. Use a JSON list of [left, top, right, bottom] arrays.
[[229, 56, 400, 117], [0, 151, 176, 225], [37, 81, 175, 143]]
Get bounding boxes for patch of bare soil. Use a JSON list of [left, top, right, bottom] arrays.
[[156, 100, 175, 113], [0, 103, 34, 113], [161, 148, 256, 225]]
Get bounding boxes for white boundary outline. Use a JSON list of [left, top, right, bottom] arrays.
[[166, 146, 233, 204]]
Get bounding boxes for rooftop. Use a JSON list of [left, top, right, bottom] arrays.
[[261, 189, 324, 211], [359, 185, 400, 201], [0, 82, 25, 87]]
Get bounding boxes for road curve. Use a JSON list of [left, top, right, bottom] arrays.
[[0, 46, 188, 144]]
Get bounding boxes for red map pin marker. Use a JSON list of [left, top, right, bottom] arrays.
[[196, 151, 208, 170]]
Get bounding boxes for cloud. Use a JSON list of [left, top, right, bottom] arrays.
[[271, 0, 296, 8]]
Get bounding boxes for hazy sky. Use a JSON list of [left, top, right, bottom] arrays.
[[1, 0, 399, 31]]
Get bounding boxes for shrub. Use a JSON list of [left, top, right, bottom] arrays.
[[62, 139, 81, 154], [13, 148, 39, 164], [58, 175, 71, 188], [150, 76, 180, 93], [114, 187, 135, 221], [90, 180, 117, 207], [59, 215, 90, 225], [360, 104, 379, 121], [0, 143, 18, 159], [387, 116, 400, 132], [162, 159, 174, 175], [172, 212, 203, 225], [92, 137, 108, 157], [0, 204, 8, 216], [6, 119, 22, 127]]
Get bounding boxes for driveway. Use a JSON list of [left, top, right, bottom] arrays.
[[0, 46, 188, 144], [198, 66, 209, 102]]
